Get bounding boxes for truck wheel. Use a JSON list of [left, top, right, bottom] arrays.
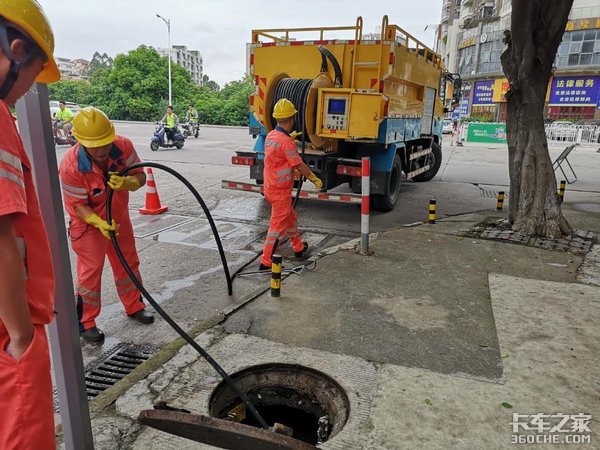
[[412, 142, 442, 182], [372, 154, 401, 212]]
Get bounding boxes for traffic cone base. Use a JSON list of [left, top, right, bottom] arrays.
[[139, 168, 168, 215]]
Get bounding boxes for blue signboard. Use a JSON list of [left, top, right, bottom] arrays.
[[549, 76, 600, 106], [472, 80, 494, 105], [459, 98, 470, 117]]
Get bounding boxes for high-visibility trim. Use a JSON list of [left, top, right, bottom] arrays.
[[409, 148, 432, 161], [276, 168, 292, 176], [62, 189, 88, 200], [76, 285, 101, 300], [126, 153, 138, 166], [406, 164, 431, 179], [0, 148, 23, 172], [61, 182, 87, 194], [117, 284, 138, 295], [0, 168, 25, 188], [146, 186, 157, 194], [115, 271, 141, 286]]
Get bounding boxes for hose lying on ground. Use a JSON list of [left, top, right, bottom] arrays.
[[106, 162, 269, 430]]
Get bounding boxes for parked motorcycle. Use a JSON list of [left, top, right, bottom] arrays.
[[150, 123, 185, 151], [182, 121, 200, 139]]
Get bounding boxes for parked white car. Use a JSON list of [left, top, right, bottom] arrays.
[[442, 118, 454, 134]]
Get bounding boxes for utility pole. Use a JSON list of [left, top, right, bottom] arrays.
[[156, 14, 172, 105]]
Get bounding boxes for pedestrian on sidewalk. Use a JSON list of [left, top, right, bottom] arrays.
[[0, 1, 61, 448], [59, 107, 155, 343], [259, 98, 323, 270]]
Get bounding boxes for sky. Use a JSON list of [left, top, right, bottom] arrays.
[[38, 0, 441, 86]]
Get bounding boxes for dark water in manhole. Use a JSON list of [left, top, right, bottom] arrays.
[[240, 404, 324, 445]]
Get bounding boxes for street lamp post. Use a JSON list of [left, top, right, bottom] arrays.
[[156, 14, 172, 105]]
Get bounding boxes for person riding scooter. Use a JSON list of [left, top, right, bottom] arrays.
[[184, 104, 199, 138], [158, 105, 179, 144]]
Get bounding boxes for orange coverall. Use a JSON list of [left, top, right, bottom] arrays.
[[0, 100, 56, 449], [59, 136, 146, 331], [260, 126, 305, 267]]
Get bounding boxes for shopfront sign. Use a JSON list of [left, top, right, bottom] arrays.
[[459, 98, 470, 117], [565, 18, 600, 31], [548, 76, 600, 106], [472, 80, 494, 105], [458, 37, 477, 49]]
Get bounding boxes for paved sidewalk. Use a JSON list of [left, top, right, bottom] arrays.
[[60, 201, 600, 449]]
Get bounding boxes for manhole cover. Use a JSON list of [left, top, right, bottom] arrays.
[[209, 363, 350, 446]]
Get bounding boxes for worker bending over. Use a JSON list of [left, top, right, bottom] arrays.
[[59, 107, 154, 343], [259, 98, 323, 270], [0, 1, 61, 448]]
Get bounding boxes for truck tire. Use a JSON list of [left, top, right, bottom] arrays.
[[372, 154, 401, 212], [412, 142, 442, 182]]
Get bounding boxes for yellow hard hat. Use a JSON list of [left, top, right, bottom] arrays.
[[0, 0, 60, 83], [72, 107, 115, 148], [272, 98, 297, 119]]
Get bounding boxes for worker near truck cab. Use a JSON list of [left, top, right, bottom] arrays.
[[59, 107, 155, 343], [0, 1, 61, 448], [54, 100, 73, 138], [259, 98, 323, 270]]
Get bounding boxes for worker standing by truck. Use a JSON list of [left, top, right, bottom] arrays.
[[259, 99, 323, 270], [59, 107, 155, 343], [0, 1, 61, 448]]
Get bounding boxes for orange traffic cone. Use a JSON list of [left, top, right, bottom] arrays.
[[139, 168, 168, 215]]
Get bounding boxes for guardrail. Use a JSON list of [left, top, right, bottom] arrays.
[[545, 124, 600, 147]]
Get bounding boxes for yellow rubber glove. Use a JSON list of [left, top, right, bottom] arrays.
[[290, 131, 302, 140], [307, 173, 323, 190], [108, 172, 141, 191], [84, 213, 118, 239]]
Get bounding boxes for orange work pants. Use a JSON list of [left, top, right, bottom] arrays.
[[260, 192, 304, 267], [0, 325, 55, 450], [71, 215, 145, 331]]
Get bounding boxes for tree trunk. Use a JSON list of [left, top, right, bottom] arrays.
[[500, 0, 573, 238]]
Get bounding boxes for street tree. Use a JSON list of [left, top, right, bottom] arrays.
[[500, 0, 573, 237]]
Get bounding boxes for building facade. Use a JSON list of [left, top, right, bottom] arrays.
[[56, 57, 90, 80], [157, 45, 203, 85], [437, 0, 600, 121]]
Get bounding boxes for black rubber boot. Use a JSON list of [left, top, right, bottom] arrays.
[[129, 309, 155, 324], [259, 263, 271, 271], [294, 242, 309, 258], [80, 327, 105, 343]]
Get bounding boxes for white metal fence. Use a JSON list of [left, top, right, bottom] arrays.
[[545, 124, 600, 147]]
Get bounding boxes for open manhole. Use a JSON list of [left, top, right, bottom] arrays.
[[209, 363, 350, 446]]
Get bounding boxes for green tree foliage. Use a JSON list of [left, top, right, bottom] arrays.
[[48, 46, 253, 125]]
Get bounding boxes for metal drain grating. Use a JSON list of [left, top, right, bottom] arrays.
[[84, 343, 157, 398], [53, 343, 157, 412]]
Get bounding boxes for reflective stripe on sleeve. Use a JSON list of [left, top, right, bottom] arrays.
[[62, 189, 88, 200], [0, 167, 25, 188], [0, 149, 23, 172]]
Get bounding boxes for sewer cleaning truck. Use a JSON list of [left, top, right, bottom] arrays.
[[225, 15, 461, 211]]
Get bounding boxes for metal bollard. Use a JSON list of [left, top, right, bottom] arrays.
[[559, 180, 566, 203], [361, 157, 370, 254], [270, 254, 282, 297], [428, 199, 436, 224], [497, 191, 505, 210]]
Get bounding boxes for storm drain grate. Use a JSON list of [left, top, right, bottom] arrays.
[[53, 343, 157, 412], [84, 343, 157, 398]]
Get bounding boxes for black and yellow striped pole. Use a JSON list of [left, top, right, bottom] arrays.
[[270, 254, 282, 297], [497, 191, 505, 210], [428, 199, 436, 224], [559, 180, 566, 203]]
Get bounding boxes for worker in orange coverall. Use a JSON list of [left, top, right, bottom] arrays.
[[259, 98, 323, 270], [59, 107, 155, 343], [0, 1, 61, 448]]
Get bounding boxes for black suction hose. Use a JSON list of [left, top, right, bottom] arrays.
[[317, 46, 342, 87], [106, 162, 269, 430]]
